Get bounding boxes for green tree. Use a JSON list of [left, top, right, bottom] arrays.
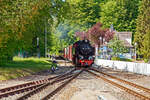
[[67, 0, 101, 29], [134, 0, 150, 60], [108, 36, 127, 57], [143, 30, 150, 61], [100, 1, 125, 29], [100, 0, 140, 32], [0, 0, 70, 61]]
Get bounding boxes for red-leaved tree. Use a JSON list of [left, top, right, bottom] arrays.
[[104, 29, 115, 42], [87, 22, 114, 46], [75, 22, 114, 47]]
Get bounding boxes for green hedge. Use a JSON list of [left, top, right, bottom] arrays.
[[111, 57, 133, 62]]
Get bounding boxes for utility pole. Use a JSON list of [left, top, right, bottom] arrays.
[[134, 42, 137, 61], [37, 37, 40, 58], [45, 17, 47, 58]]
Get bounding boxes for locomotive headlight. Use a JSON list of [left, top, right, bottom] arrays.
[[93, 56, 95, 59]]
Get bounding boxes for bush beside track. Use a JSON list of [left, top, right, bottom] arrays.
[[111, 57, 133, 62], [0, 57, 53, 81]]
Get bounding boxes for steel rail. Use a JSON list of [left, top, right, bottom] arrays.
[[0, 68, 76, 93], [0, 68, 76, 99], [87, 70, 150, 100], [0, 84, 42, 98], [90, 67, 150, 94], [16, 69, 77, 100], [41, 69, 84, 100]]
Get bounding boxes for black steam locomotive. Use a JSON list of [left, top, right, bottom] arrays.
[[72, 39, 95, 67]]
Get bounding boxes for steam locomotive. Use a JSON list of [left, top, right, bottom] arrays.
[[64, 39, 95, 67]]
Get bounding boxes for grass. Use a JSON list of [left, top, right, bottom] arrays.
[[111, 57, 133, 62], [0, 57, 53, 81]]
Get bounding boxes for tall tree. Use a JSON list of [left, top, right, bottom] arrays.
[[0, 0, 70, 61], [100, 1, 125, 30], [100, 0, 140, 32], [67, 0, 101, 29], [143, 30, 150, 61], [134, 0, 150, 60]]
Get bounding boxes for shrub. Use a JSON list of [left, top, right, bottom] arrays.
[[144, 59, 148, 63], [111, 57, 133, 62]]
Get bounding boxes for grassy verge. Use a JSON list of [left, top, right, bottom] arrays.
[[111, 57, 133, 62], [0, 57, 52, 81]]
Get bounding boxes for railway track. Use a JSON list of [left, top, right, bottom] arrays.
[[17, 68, 84, 100], [1, 66, 150, 100], [89, 67, 150, 100], [0, 68, 76, 99], [41, 69, 84, 100]]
